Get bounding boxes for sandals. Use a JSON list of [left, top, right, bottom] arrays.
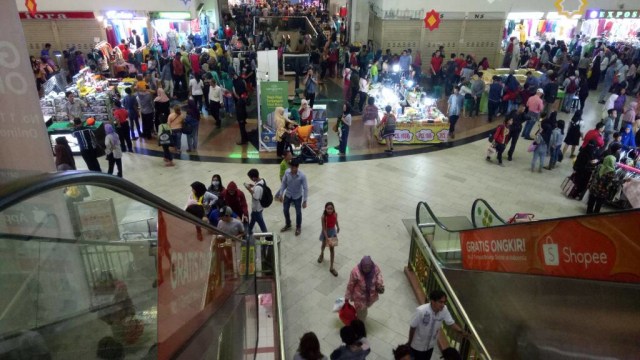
[[330, 268, 338, 277], [317, 254, 324, 263]]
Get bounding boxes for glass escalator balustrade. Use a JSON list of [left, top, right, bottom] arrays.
[[0, 179, 285, 360]]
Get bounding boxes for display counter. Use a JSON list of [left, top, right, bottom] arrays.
[[48, 121, 105, 154], [368, 84, 449, 144]]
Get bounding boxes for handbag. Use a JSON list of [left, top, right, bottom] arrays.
[[486, 143, 497, 156], [527, 142, 538, 152], [324, 216, 338, 247], [338, 301, 357, 325]]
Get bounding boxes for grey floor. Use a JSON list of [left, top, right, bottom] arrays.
[[74, 90, 609, 359]]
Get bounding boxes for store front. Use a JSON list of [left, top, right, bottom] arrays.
[[582, 9, 640, 42], [150, 12, 207, 55], [504, 11, 580, 46], [102, 10, 150, 50]]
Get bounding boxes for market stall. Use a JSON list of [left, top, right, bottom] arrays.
[[504, 12, 580, 46], [40, 67, 115, 154], [150, 12, 203, 55], [368, 83, 449, 144], [582, 9, 640, 42]]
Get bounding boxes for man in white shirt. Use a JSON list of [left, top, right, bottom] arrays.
[[208, 79, 223, 128], [407, 290, 468, 360], [245, 168, 268, 234]]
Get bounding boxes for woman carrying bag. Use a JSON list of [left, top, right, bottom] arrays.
[[587, 155, 628, 214], [345, 256, 384, 320], [318, 202, 340, 277], [378, 105, 396, 153]]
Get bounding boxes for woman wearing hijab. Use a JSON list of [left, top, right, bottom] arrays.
[[154, 85, 171, 129], [104, 124, 123, 177], [572, 140, 599, 199], [275, 106, 296, 158], [299, 99, 313, 125], [54, 136, 76, 171], [587, 155, 628, 213], [187, 181, 218, 216], [345, 256, 384, 320], [620, 123, 637, 151]]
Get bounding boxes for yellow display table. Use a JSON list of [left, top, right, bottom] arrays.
[[376, 120, 449, 144]]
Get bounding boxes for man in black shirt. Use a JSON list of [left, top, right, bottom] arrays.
[[232, 73, 247, 100]]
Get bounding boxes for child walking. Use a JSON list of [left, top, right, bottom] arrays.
[[318, 202, 340, 277]]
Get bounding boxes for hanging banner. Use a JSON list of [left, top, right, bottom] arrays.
[[424, 9, 441, 31], [258, 81, 289, 151], [19, 11, 95, 20], [24, 0, 37, 16], [460, 211, 640, 283]]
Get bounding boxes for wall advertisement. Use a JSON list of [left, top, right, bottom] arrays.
[[460, 211, 640, 283]]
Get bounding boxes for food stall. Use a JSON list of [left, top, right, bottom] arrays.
[[368, 83, 449, 144]]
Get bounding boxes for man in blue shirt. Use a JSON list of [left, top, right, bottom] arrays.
[[278, 159, 309, 236], [487, 76, 504, 122]]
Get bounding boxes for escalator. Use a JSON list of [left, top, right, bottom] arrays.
[[0, 171, 285, 360], [409, 200, 640, 359]]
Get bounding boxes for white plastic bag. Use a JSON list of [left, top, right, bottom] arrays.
[[332, 297, 345, 312]]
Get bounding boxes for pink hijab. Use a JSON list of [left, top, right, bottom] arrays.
[[154, 87, 170, 103]]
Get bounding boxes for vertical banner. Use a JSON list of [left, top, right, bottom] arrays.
[[258, 81, 289, 151], [460, 211, 640, 283], [0, 0, 56, 184]]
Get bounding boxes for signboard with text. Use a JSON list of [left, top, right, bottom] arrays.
[[460, 211, 640, 283], [19, 11, 95, 20], [585, 9, 640, 19], [258, 81, 289, 151], [377, 122, 449, 144]]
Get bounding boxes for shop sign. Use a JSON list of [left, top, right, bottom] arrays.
[[460, 211, 640, 283], [379, 122, 449, 144], [586, 9, 640, 19], [104, 10, 146, 20], [466, 12, 505, 20], [19, 11, 95, 20]]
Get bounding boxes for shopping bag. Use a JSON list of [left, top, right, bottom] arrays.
[[332, 297, 345, 312], [339, 301, 357, 325], [486, 143, 496, 157], [508, 213, 535, 223], [527, 143, 538, 152], [561, 176, 576, 198]]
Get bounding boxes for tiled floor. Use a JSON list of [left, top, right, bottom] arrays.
[[72, 84, 613, 359]]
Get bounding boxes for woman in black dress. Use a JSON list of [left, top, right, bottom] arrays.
[[563, 110, 583, 159], [572, 140, 599, 199], [588, 53, 601, 90]]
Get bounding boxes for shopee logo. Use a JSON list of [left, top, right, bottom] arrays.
[[542, 237, 559, 266]]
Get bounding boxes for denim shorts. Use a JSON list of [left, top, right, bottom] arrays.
[[319, 227, 337, 241]]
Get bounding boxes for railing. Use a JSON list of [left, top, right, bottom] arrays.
[[408, 224, 491, 359], [0, 171, 283, 360], [470, 198, 507, 228]]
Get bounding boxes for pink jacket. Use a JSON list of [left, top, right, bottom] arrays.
[[345, 265, 384, 311]]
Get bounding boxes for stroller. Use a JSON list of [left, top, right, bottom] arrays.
[[287, 123, 328, 165]]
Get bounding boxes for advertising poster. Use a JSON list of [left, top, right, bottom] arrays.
[[258, 81, 289, 151], [460, 211, 640, 283], [376, 122, 449, 144]]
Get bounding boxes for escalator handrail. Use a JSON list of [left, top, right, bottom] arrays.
[[415, 201, 457, 232], [470, 198, 507, 228], [411, 224, 492, 359], [0, 171, 244, 244]]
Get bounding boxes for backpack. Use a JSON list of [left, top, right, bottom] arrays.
[[566, 78, 577, 93], [256, 180, 273, 208], [182, 114, 198, 135], [350, 71, 360, 89], [158, 124, 172, 146]]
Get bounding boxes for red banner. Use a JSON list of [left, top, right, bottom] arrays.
[[19, 11, 95, 20], [460, 211, 640, 283], [156, 210, 227, 359]]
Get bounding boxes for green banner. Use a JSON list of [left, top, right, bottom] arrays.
[[259, 81, 289, 150], [259, 81, 289, 125]]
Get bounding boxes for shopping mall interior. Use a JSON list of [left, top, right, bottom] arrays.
[[1, 0, 640, 359]]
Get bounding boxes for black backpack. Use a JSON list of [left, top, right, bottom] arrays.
[[446, 60, 457, 75], [256, 180, 273, 208]]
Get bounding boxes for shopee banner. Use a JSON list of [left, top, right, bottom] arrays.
[[460, 211, 640, 283]]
